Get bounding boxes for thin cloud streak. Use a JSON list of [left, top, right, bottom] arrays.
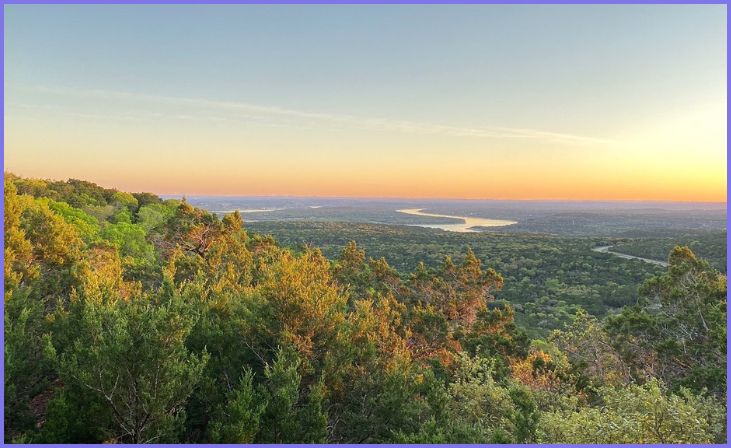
[[18, 85, 615, 146]]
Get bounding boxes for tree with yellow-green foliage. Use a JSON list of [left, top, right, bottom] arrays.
[[606, 246, 727, 399], [537, 379, 724, 443]]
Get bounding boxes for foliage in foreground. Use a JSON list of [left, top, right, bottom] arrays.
[[3, 174, 727, 444]]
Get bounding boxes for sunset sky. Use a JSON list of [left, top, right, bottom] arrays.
[[4, 5, 727, 201]]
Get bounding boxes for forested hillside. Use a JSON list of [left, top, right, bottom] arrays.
[[4, 174, 727, 444]]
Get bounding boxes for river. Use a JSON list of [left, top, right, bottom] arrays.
[[396, 208, 517, 233], [591, 245, 668, 267]]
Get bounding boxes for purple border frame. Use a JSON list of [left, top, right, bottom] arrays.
[[0, 1, 728, 447]]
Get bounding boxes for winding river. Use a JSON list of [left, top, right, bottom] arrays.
[[396, 208, 517, 233], [591, 245, 668, 267]]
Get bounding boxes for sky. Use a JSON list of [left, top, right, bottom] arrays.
[[3, 5, 727, 201]]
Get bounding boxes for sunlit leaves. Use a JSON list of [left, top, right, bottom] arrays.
[[537, 379, 724, 443]]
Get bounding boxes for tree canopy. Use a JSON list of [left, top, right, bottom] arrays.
[[4, 174, 726, 444]]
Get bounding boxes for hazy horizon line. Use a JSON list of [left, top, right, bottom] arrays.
[[164, 193, 728, 205], [6, 171, 726, 206]]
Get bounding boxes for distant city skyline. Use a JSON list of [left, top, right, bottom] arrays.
[[4, 5, 727, 201]]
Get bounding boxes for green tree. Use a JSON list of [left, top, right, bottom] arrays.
[[100, 221, 156, 269], [57, 286, 208, 443], [41, 198, 100, 243], [137, 203, 175, 232], [4, 290, 57, 442], [256, 348, 328, 443], [537, 379, 724, 443], [550, 309, 628, 387], [4, 180, 37, 297], [333, 241, 372, 301], [607, 246, 727, 397], [208, 369, 266, 443], [442, 353, 525, 442]]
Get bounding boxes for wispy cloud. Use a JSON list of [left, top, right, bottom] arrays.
[[11, 85, 615, 146]]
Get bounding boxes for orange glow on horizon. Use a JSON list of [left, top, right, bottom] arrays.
[[4, 99, 726, 203], [5, 164, 726, 203]]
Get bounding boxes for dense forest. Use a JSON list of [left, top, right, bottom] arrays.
[[4, 174, 727, 444], [246, 221, 668, 335], [611, 231, 726, 272]]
